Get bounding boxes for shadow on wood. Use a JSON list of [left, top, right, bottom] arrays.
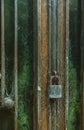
[[0, 109, 14, 130]]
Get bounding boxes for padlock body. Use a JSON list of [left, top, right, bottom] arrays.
[[49, 85, 62, 99]]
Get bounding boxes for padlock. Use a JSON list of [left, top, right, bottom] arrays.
[[48, 71, 62, 99], [2, 97, 14, 109]]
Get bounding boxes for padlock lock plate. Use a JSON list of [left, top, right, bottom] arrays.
[[49, 85, 62, 99]]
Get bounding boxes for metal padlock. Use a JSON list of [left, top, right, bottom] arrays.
[[2, 97, 14, 109], [48, 71, 62, 99]]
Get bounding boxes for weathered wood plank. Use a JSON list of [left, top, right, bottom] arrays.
[[33, 0, 42, 129], [37, 0, 42, 130], [34, 0, 48, 129], [81, 0, 84, 129], [48, 0, 52, 129], [48, 0, 69, 130], [41, 0, 48, 129], [57, 0, 60, 72], [33, 1, 38, 129], [51, 0, 57, 70], [34, 0, 69, 129], [51, 1, 58, 130], [1, 0, 5, 101], [14, 0, 18, 129], [59, 0, 66, 129], [34, 0, 42, 129], [65, 0, 69, 129]]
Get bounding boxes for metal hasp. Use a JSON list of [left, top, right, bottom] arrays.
[[49, 85, 62, 99]]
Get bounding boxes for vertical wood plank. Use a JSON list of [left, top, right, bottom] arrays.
[[51, 1, 58, 130], [37, 0, 42, 129], [65, 0, 69, 129], [81, 0, 84, 129], [33, 1, 38, 129], [48, 0, 52, 129], [33, 0, 42, 129], [34, 0, 69, 129], [48, 0, 69, 130], [59, 0, 66, 129], [51, 0, 57, 69], [57, 0, 60, 72], [57, 2, 61, 129], [1, 0, 5, 101], [41, 0, 48, 130], [14, 0, 18, 129]]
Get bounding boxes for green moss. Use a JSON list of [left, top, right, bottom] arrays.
[[18, 0, 33, 129], [68, 62, 81, 130]]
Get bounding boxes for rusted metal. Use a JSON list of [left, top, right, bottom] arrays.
[[1, 0, 5, 101], [14, 0, 18, 129]]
